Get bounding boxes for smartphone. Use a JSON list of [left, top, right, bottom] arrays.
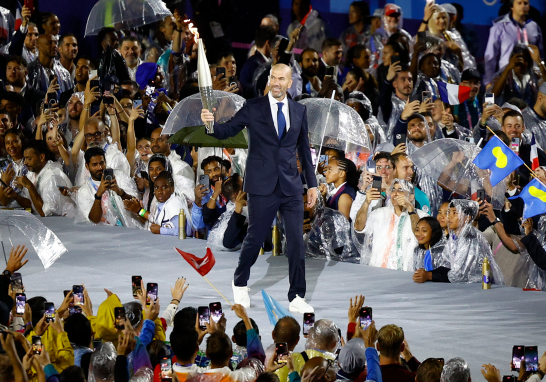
[[146, 283, 158, 306], [511, 138, 520, 153], [367, 160, 376, 174], [319, 155, 328, 166], [391, 54, 400, 64], [209, 302, 222, 323], [229, 76, 238, 87], [485, 93, 495, 107], [325, 66, 335, 77], [72, 285, 84, 306], [372, 175, 382, 191], [465, 137, 475, 144], [89, 69, 98, 79], [275, 342, 289, 364], [24, 0, 33, 14], [103, 92, 114, 105], [44, 302, 55, 323], [160, 357, 172, 381], [32, 336, 42, 355], [133, 99, 143, 109], [199, 174, 210, 190], [303, 313, 315, 336], [10, 272, 23, 291], [417, 31, 427, 43], [132, 276, 142, 298], [114, 307, 126, 330], [103, 168, 114, 181], [216, 67, 226, 79], [477, 189, 486, 203], [93, 339, 103, 352], [394, 133, 406, 147], [503, 377, 515, 382], [422, 90, 433, 104], [525, 346, 538, 372], [278, 37, 289, 53], [359, 307, 372, 329], [90, 74, 100, 92], [69, 306, 82, 315], [426, 0, 435, 4], [15, 293, 25, 315], [198, 306, 210, 330]]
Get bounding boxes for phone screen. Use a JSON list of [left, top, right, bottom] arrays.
[[275, 342, 289, 364], [525, 346, 538, 372], [485, 93, 495, 107], [303, 313, 315, 336], [11, 272, 23, 291], [359, 307, 372, 329], [44, 302, 55, 323], [209, 302, 222, 323], [15, 293, 26, 315], [198, 306, 210, 329], [146, 283, 158, 306], [132, 276, 142, 298], [160, 357, 172, 381], [69, 306, 82, 315], [310, 148, 317, 166], [511, 138, 520, 153], [32, 336, 42, 355], [73, 285, 84, 305], [115, 307, 126, 330]]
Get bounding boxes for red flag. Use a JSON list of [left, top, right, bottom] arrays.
[[176, 247, 216, 276]]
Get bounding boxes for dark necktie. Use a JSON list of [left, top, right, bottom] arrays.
[[277, 102, 286, 139]]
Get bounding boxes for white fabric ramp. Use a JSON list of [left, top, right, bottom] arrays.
[[14, 217, 546, 377]]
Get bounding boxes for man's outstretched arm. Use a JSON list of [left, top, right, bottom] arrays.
[[201, 103, 250, 140]]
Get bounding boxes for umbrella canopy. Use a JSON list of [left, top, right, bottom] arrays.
[[163, 91, 246, 136], [168, 125, 248, 148], [261, 289, 292, 326], [298, 98, 372, 154], [85, 0, 171, 36], [0, 210, 67, 269], [409, 139, 506, 209]]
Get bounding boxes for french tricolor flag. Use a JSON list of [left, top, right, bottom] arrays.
[[531, 134, 539, 171], [437, 81, 471, 105], [14, 2, 22, 31]]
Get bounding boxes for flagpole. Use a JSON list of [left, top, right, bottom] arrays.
[[202, 276, 233, 306], [485, 125, 538, 178]]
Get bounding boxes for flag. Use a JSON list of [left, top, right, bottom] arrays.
[[473, 136, 525, 186], [175, 247, 216, 276], [14, 2, 22, 31], [300, 6, 318, 27], [437, 81, 471, 105], [262, 289, 292, 326], [509, 179, 546, 219], [531, 134, 539, 171]]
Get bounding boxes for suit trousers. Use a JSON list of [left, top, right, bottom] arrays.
[[234, 181, 305, 301]]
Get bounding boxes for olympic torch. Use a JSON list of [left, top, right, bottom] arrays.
[[197, 37, 216, 134]]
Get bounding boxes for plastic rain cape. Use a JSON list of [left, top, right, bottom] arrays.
[[522, 106, 546, 150], [304, 193, 360, 263], [511, 215, 546, 291], [443, 200, 504, 284], [441, 357, 471, 382], [206, 201, 247, 251], [345, 92, 386, 152], [355, 179, 426, 271], [413, 236, 449, 271], [305, 319, 340, 357], [377, 93, 406, 142], [0, 210, 67, 269], [88, 342, 117, 382]]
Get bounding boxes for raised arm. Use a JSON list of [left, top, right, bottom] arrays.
[[126, 106, 145, 174]]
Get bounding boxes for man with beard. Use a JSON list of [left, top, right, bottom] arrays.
[[58, 34, 78, 79], [27, 33, 74, 94], [119, 36, 142, 82], [15, 140, 75, 217], [240, 26, 276, 99], [75, 146, 141, 227], [192, 155, 228, 233], [0, 11, 38, 65], [299, 48, 321, 96], [58, 93, 84, 145], [318, 38, 343, 83], [59, 57, 93, 106]]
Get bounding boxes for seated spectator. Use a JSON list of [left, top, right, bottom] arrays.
[[412, 216, 449, 283], [377, 324, 420, 382], [16, 140, 76, 217], [75, 147, 142, 227], [0, 128, 31, 208], [318, 158, 359, 220], [354, 179, 428, 271]]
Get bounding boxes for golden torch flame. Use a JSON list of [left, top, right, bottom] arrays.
[[189, 23, 199, 42]]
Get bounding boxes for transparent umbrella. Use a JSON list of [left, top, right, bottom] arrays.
[[163, 91, 246, 135], [409, 138, 507, 209], [85, 0, 172, 36], [299, 97, 372, 170]]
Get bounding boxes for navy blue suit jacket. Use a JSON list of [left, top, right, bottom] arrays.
[[239, 53, 266, 99], [211, 95, 317, 196]]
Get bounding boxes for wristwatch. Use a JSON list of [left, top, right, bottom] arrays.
[[94, 193, 102, 200], [493, 217, 501, 224], [408, 210, 417, 215], [3, 269, 11, 278]]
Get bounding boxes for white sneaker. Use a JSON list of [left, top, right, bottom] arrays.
[[232, 281, 251, 308], [289, 295, 314, 313]]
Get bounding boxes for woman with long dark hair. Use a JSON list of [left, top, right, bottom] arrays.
[[412, 216, 447, 283]]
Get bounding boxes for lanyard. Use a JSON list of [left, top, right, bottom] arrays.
[[463, 99, 481, 128], [517, 26, 529, 45], [327, 184, 347, 207]]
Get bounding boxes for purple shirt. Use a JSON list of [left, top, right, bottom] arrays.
[[484, 13, 543, 86]]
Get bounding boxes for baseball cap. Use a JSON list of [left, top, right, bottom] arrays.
[[501, 102, 523, 115], [384, 4, 401, 17], [539, 82, 546, 95], [338, 338, 367, 374], [461, 68, 481, 82], [442, 3, 457, 15], [368, 8, 383, 18]]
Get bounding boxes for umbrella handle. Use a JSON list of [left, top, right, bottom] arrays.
[[314, 91, 336, 174], [448, 138, 483, 199]]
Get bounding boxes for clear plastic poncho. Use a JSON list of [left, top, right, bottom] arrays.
[[304, 193, 360, 263], [377, 93, 406, 142], [370, 4, 412, 61], [440, 357, 470, 382], [207, 201, 248, 251], [346, 92, 386, 151], [88, 342, 117, 382], [443, 200, 504, 284], [511, 215, 546, 291], [522, 106, 546, 150], [305, 319, 340, 356], [26, 161, 76, 218], [129, 366, 153, 382], [287, 17, 327, 53], [356, 179, 428, 271], [412, 236, 449, 271], [0, 157, 30, 208], [27, 58, 74, 94]]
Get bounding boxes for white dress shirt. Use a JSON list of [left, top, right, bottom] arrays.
[[268, 92, 290, 136]]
